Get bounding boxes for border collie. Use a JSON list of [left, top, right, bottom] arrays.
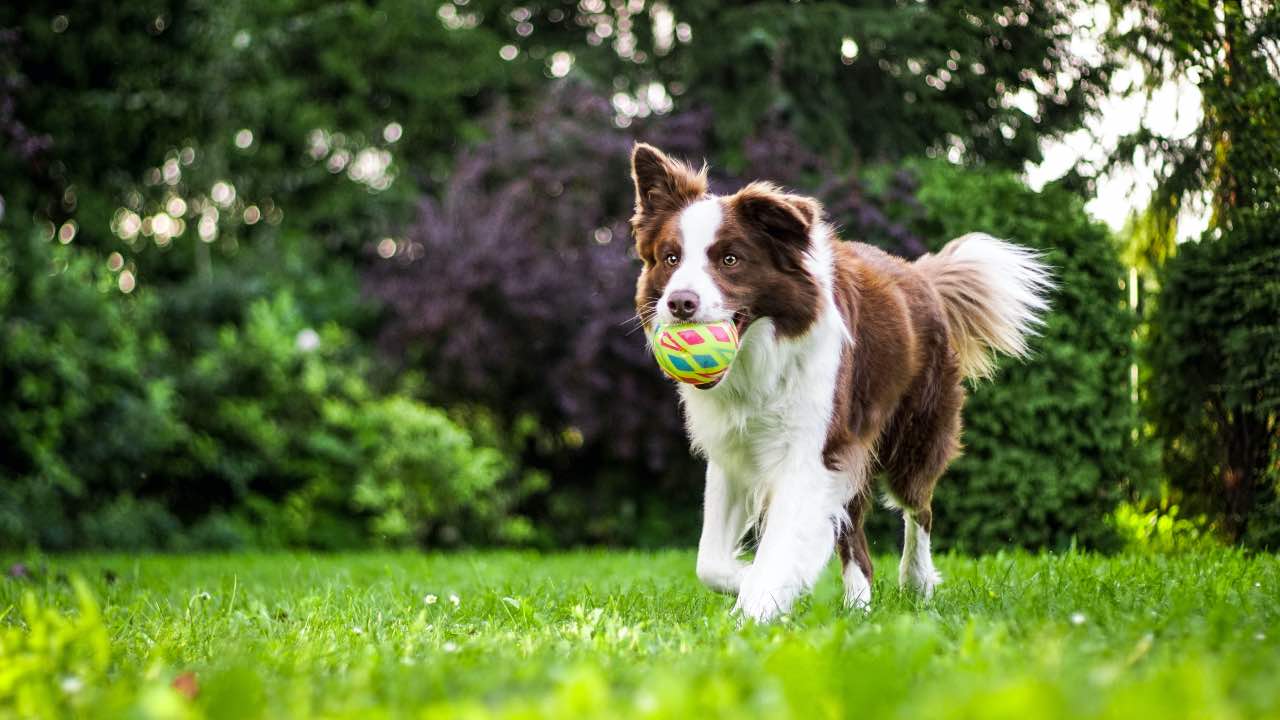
[[629, 144, 1052, 622]]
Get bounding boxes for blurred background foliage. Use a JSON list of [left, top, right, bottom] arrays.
[[0, 0, 1275, 550]]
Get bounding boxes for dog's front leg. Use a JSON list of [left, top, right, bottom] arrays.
[[734, 461, 844, 622], [696, 462, 749, 594]]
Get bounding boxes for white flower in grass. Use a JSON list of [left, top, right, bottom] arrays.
[[61, 676, 84, 694], [449, 593, 460, 607], [1070, 612, 1087, 626], [442, 641, 459, 653], [351, 626, 363, 635], [423, 594, 438, 605]]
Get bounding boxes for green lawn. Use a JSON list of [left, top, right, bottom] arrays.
[[2, 550, 1278, 719]]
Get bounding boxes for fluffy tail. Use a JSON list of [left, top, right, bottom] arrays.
[[914, 233, 1054, 380]]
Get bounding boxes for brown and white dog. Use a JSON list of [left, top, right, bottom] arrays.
[[630, 144, 1052, 621]]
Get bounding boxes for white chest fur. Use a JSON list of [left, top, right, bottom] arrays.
[[678, 299, 848, 510]]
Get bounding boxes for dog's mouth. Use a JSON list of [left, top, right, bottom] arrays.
[[692, 310, 751, 391]]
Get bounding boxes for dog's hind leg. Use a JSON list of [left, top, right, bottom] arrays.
[[883, 381, 962, 600], [837, 488, 874, 611], [897, 505, 941, 598]]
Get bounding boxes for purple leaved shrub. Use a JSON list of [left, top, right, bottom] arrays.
[[367, 82, 924, 545]]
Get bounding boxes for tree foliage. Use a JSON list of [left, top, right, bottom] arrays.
[[0, 0, 1172, 551], [1102, 0, 1280, 265], [0, 1, 539, 549], [1145, 211, 1280, 547], [471, 0, 1113, 169]]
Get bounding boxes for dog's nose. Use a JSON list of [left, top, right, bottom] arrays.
[[667, 290, 700, 321]]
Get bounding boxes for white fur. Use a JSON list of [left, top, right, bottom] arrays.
[[927, 232, 1054, 379], [843, 562, 872, 611], [682, 220, 865, 622], [900, 513, 941, 598], [657, 198, 730, 325]]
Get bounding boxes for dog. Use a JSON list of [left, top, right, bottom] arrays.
[[629, 143, 1052, 622]]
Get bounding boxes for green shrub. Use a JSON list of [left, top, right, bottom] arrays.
[[1111, 497, 1216, 554], [1145, 209, 1280, 548], [161, 291, 530, 549], [0, 231, 181, 549], [868, 162, 1140, 552], [0, 228, 526, 550]]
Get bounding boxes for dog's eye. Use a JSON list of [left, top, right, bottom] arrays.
[[664, 253, 679, 267], [722, 254, 738, 267]]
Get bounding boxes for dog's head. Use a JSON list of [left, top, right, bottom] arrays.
[[630, 143, 823, 340]]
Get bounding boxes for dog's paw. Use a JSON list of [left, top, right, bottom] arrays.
[[842, 565, 873, 612], [900, 566, 942, 600], [732, 571, 793, 623]]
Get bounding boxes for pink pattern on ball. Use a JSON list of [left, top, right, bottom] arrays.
[[678, 330, 704, 345]]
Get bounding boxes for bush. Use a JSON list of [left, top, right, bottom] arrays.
[[876, 162, 1140, 552], [160, 291, 529, 549], [0, 226, 525, 550], [1145, 209, 1280, 548], [0, 231, 180, 549]]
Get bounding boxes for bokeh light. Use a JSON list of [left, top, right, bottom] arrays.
[[549, 51, 574, 78], [211, 181, 236, 207], [841, 37, 860, 64], [58, 221, 77, 244]]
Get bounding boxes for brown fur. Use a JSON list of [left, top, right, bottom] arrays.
[[826, 243, 965, 580], [630, 143, 707, 268], [838, 489, 875, 583]]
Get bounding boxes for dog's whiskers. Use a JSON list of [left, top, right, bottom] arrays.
[[621, 301, 660, 335]]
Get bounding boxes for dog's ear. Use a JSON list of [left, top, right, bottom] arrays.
[[631, 143, 707, 218], [732, 182, 820, 253]]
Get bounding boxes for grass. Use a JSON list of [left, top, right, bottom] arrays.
[[1, 549, 1278, 719]]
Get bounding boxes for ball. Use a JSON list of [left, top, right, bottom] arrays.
[[651, 320, 740, 388]]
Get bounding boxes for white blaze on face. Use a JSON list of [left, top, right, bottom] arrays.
[[658, 198, 729, 325]]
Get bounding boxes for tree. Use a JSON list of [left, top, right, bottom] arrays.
[[0, 0, 528, 284], [0, 1, 538, 549], [1101, 0, 1280, 266], [469, 0, 1113, 169], [1103, 0, 1280, 543]]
